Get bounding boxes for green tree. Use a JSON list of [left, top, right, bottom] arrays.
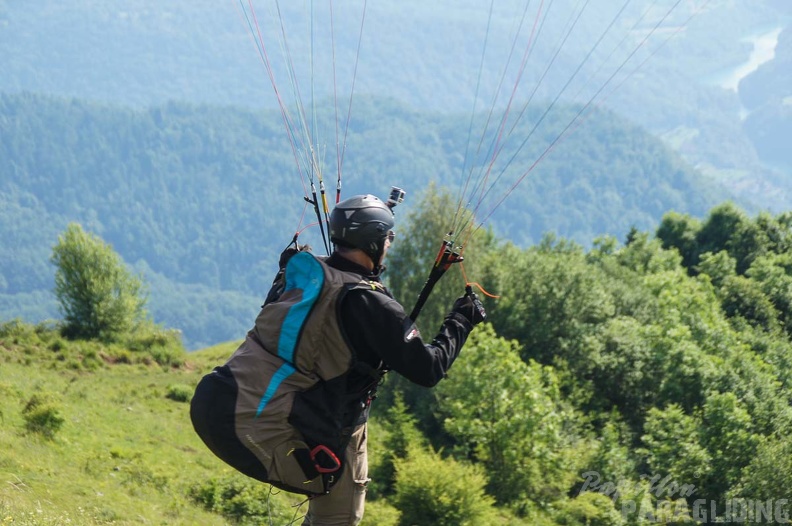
[[695, 250, 736, 287], [51, 223, 148, 341], [585, 316, 664, 425], [747, 252, 792, 336], [699, 392, 759, 502], [613, 230, 683, 276], [695, 202, 747, 269], [584, 413, 638, 490], [658, 206, 792, 279], [730, 434, 792, 503], [368, 393, 427, 499], [487, 239, 615, 366], [640, 404, 711, 488], [717, 274, 779, 330], [757, 210, 792, 255], [656, 210, 701, 270], [437, 325, 590, 507]]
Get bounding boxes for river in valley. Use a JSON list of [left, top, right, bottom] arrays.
[[718, 27, 784, 93]]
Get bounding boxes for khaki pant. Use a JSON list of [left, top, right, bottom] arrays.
[[301, 423, 369, 526]]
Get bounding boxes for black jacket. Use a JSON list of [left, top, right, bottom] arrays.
[[326, 252, 473, 388]]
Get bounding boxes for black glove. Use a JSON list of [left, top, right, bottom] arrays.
[[278, 243, 312, 269], [451, 288, 486, 326], [264, 244, 312, 306]]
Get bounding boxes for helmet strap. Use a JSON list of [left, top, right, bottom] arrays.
[[367, 239, 387, 274]]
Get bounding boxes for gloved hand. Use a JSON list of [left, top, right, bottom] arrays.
[[264, 244, 312, 306], [451, 287, 487, 326], [279, 243, 312, 269]]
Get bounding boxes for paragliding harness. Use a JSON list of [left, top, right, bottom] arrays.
[[190, 248, 388, 496]]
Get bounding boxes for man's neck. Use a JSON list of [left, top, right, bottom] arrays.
[[334, 248, 374, 272]]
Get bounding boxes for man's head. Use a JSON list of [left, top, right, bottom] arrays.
[[329, 194, 395, 269]]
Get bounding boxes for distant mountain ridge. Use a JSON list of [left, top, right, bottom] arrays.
[[1, 0, 789, 213], [0, 92, 734, 348]]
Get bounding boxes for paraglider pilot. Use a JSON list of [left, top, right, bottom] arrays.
[[191, 193, 485, 526]]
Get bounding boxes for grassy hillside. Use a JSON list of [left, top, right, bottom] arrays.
[[0, 323, 287, 525]]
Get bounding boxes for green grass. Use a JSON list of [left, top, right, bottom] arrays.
[[0, 323, 309, 525]]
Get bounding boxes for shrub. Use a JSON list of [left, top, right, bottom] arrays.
[[554, 492, 626, 526], [48, 338, 66, 352], [148, 344, 185, 368], [361, 499, 401, 526], [392, 445, 497, 526], [165, 384, 193, 403], [80, 346, 103, 370], [189, 475, 295, 525], [0, 318, 38, 345], [22, 393, 65, 439], [106, 348, 133, 364], [124, 325, 186, 367]]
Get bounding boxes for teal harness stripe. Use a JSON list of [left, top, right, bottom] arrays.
[[278, 252, 325, 364], [255, 362, 296, 418]]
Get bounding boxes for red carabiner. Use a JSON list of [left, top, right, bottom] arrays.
[[310, 445, 341, 474]]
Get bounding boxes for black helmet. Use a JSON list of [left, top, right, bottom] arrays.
[[329, 194, 395, 263]]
